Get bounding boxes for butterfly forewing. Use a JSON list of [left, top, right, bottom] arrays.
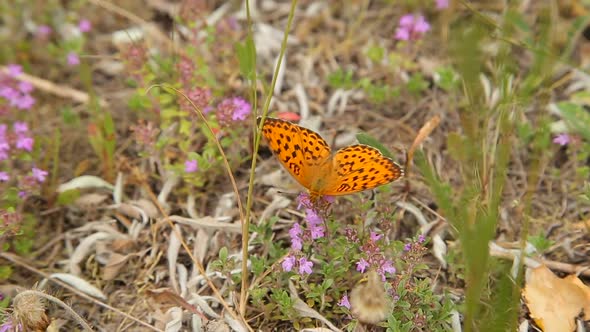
[[321, 144, 404, 195], [260, 117, 331, 189]]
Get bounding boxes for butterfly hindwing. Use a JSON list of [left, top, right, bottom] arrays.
[[321, 144, 404, 195]]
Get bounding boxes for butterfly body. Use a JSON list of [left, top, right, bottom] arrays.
[[259, 117, 403, 198]]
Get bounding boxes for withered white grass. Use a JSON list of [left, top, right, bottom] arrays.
[[350, 270, 392, 324]]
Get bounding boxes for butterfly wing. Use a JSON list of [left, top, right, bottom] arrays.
[[320, 144, 404, 196], [259, 117, 331, 189]]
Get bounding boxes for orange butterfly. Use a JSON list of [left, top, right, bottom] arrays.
[[259, 117, 404, 198]]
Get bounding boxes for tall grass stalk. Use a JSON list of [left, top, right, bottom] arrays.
[[239, 0, 298, 316], [417, 3, 558, 331]]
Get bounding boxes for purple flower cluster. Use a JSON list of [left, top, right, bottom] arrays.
[[184, 159, 198, 173], [281, 193, 330, 276], [281, 255, 313, 275], [215, 97, 251, 126], [78, 19, 92, 33], [181, 87, 212, 113], [0, 122, 35, 160], [553, 133, 570, 146], [0, 65, 35, 110], [178, 56, 196, 87], [394, 14, 431, 41], [436, 0, 449, 9], [355, 230, 397, 281], [338, 293, 351, 309], [36, 25, 52, 40], [65, 19, 92, 67], [403, 234, 427, 252]]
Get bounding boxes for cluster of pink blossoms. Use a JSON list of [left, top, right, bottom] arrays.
[[394, 0, 448, 42], [281, 193, 329, 276], [0, 65, 35, 111], [0, 66, 48, 195], [0, 122, 34, 160]]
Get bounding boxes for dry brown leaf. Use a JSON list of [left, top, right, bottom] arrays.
[[147, 288, 206, 319], [406, 115, 441, 174], [101, 253, 131, 281], [73, 193, 109, 209], [523, 265, 590, 332]]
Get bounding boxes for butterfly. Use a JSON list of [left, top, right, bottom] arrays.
[[258, 117, 404, 198]]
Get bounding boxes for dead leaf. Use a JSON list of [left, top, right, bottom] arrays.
[[523, 265, 590, 332], [147, 288, 206, 319], [406, 115, 441, 174], [102, 253, 131, 281], [74, 193, 109, 209]]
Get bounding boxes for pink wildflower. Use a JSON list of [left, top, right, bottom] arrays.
[[184, 159, 198, 173], [32, 168, 48, 183], [282, 254, 296, 272], [78, 19, 92, 32], [67, 52, 80, 66], [338, 294, 351, 309], [36, 25, 52, 38], [298, 257, 313, 275], [356, 258, 370, 273], [370, 231, 383, 242], [436, 0, 449, 9], [553, 133, 570, 146], [394, 14, 431, 41]]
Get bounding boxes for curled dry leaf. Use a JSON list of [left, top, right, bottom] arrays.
[[406, 115, 441, 174], [74, 193, 109, 209], [164, 307, 183, 332], [101, 252, 131, 281], [147, 288, 206, 318], [132, 198, 159, 218], [69, 232, 114, 275], [116, 203, 144, 221], [188, 295, 221, 319], [49, 273, 107, 300], [288, 281, 342, 332], [523, 265, 590, 332], [57, 175, 114, 193]]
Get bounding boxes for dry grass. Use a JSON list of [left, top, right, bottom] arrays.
[[1, 1, 589, 331]]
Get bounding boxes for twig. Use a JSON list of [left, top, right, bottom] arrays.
[[489, 243, 590, 278], [0, 66, 108, 107]]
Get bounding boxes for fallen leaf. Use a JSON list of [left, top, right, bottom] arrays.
[[406, 115, 441, 174], [523, 265, 590, 332], [102, 253, 131, 281], [147, 288, 206, 319]]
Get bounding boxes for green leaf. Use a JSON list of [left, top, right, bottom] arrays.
[[327, 69, 355, 89], [557, 101, 590, 141], [527, 233, 553, 253], [61, 106, 80, 126], [235, 35, 256, 81], [57, 189, 81, 206], [356, 132, 394, 159], [219, 246, 228, 261], [0, 265, 13, 281], [366, 44, 384, 62], [406, 73, 429, 95], [434, 67, 459, 91]]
